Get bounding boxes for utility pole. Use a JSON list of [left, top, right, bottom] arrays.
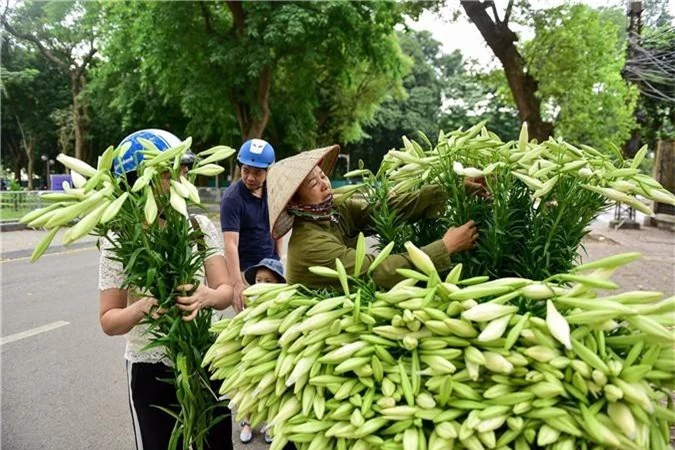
[[611, 2, 644, 229], [622, 1, 644, 159]]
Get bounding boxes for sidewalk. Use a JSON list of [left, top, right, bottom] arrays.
[[0, 227, 100, 260], [584, 221, 674, 294]]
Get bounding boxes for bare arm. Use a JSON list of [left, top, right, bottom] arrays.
[[99, 289, 156, 336], [275, 237, 283, 259], [203, 254, 234, 310], [98, 236, 156, 336]]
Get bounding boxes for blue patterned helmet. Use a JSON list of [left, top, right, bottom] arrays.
[[113, 129, 183, 175], [237, 139, 275, 169]]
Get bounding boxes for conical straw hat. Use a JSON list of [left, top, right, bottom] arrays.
[[267, 145, 340, 239]]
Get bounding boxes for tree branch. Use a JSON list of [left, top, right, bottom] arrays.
[[230, 91, 247, 138], [74, 47, 97, 79], [200, 2, 214, 34], [504, 0, 514, 25], [462, 1, 515, 55], [462, 0, 553, 141], [250, 65, 272, 137], [1, 16, 68, 70], [488, 1, 501, 24], [2, 0, 10, 19], [15, 115, 27, 151]]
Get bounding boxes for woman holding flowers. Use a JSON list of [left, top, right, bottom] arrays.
[[97, 130, 234, 450], [266, 145, 479, 290]]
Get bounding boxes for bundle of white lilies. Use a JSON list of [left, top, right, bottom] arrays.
[[22, 137, 235, 450], [344, 122, 675, 281], [207, 238, 675, 450], [21, 138, 232, 260]]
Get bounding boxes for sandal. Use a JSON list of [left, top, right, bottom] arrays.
[[261, 424, 273, 444], [239, 421, 253, 444]]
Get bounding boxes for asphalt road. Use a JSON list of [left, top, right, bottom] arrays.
[[1, 248, 271, 450], [1, 248, 134, 450]]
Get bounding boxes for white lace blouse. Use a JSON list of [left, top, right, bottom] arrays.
[[98, 215, 225, 365]]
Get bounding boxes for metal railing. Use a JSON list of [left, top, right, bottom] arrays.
[[0, 191, 52, 222], [0, 189, 229, 222]]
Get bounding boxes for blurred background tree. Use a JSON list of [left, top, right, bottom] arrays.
[[2, 0, 670, 186]]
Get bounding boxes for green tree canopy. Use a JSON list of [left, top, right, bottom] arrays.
[[348, 30, 445, 171], [1, 36, 70, 186], [94, 1, 408, 161], [350, 30, 520, 172], [523, 4, 638, 149], [2, 0, 101, 161]]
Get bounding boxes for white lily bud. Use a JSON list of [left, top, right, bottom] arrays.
[[546, 300, 572, 349], [461, 303, 517, 322], [57, 153, 98, 178], [477, 315, 511, 342], [180, 176, 201, 204], [71, 171, 87, 189], [607, 402, 636, 439], [170, 180, 190, 198], [578, 167, 593, 178], [650, 189, 675, 205], [189, 164, 225, 177], [404, 241, 436, 276], [144, 188, 158, 224], [483, 351, 514, 374], [97, 145, 115, 172], [170, 187, 189, 217]]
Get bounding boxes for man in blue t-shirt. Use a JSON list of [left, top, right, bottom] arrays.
[[220, 139, 279, 312]]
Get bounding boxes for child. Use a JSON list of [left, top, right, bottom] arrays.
[[244, 258, 286, 286], [239, 258, 286, 445]]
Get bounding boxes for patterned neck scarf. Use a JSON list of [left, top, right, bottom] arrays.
[[287, 194, 339, 224]]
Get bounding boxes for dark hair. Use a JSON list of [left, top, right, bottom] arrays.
[[181, 151, 196, 169], [237, 161, 268, 172], [119, 170, 139, 192]]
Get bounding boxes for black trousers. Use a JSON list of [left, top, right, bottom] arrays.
[[127, 361, 233, 450]]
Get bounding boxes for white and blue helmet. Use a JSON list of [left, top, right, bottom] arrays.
[[113, 129, 183, 175], [237, 139, 275, 169]]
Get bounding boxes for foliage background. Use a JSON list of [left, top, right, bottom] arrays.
[[1, 0, 672, 185]]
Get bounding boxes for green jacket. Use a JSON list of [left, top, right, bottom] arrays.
[[286, 186, 452, 289]]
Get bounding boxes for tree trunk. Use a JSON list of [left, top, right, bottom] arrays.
[[70, 73, 87, 161], [623, 127, 642, 159], [232, 66, 273, 141], [16, 117, 35, 189], [462, 1, 554, 142], [79, 74, 91, 162], [1, 16, 94, 162], [222, 2, 274, 181], [4, 141, 24, 182], [621, 1, 643, 159], [13, 158, 22, 182], [26, 143, 35, 190], [230, 65, 273, 181], [653, 139, 675, 199]]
